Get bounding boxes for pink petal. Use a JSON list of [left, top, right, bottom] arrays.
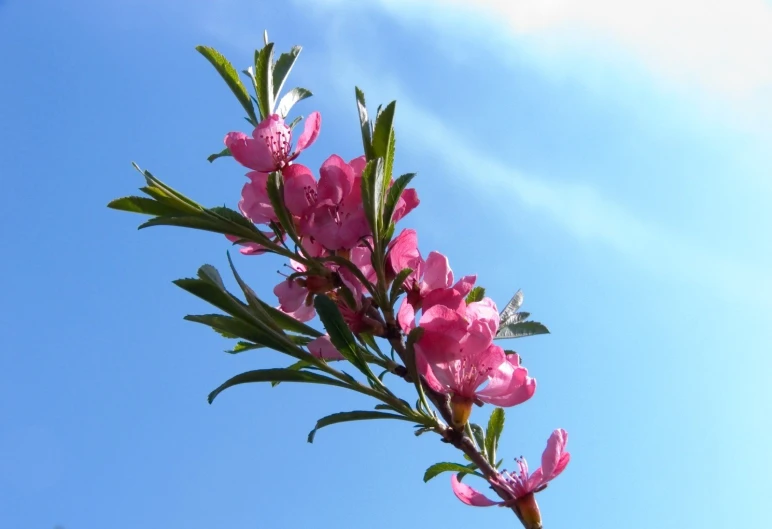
[[397, 298, 416, 332], [450, 475, 500, 507], [294, 111, 321, 152], [224, 234, 269, 255], [477, 355, 536, 407], [392, 187, 420, 222], [541, 429, 570, 483], [348, 155, 367, 177], [424, 251, 454, 290], [422, 287, 465, 314], [416, 345, 446, 393], [283, 163, 317, 216], [282, 302, 315, 322], [239, 172, 276, 224], [225, 131, 275, 172], [273, 279, 307, 312], [453, 274, 477, 297], [317, 154, 354, 206], [307, 335, 345, 361], [388, 229, 423, 282]]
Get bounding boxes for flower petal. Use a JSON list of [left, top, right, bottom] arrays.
[[424, 251, 453, 290], [477, 352, 536, 407], [307, 335, 345, 361], [450, 475, 500, 507], [317, 154, 354, 206], [294, 111, 321, 152], [541, 429, 570, 484], [283, 163, 317, 216], [225, 131, 274, 172], [273, 279, 306, 313]]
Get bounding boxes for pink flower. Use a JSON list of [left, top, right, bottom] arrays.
[[307, 335, 344, 361], [225, 233, 273, 255], [224, 112, 321, 173], [284, 155, 371, 251], [450, 429, 570, 528], [273, 259, 337, 322], [239, 171, 277, 225], [392, 187, 420, 223], [388, 230, 475, 330]]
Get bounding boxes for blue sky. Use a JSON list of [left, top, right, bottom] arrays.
[[1, 0, 771, 527]]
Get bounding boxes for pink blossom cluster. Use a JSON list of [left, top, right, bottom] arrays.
[[224, 111, 568, 521]]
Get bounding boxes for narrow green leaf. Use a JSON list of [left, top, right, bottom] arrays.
[[360, 158, 385, 239], [271, 359, 313, 386], [382, 172, 415, 231], [470, 423, 486, 456], [466, 286, 486, 304], [196, 46, 258, 125], [372, 101, 396, 158], [272, 46, 301, 100], [355, 87, 374, 159], [499, 290, 524, 325], [226, 253, 285, 335], [207, 147, 232, 163], [107, 196, 182, 217], [208, 368, 351, 403], [184, 314, 267, 343], [265, 171, 298, 243], [389, 267, 413, 307], [313, 295, 369, 373], [423, 462, 483, 483], [496, 321, 550, 339], [254, 43, 275, 119], [276, 87, 312, 118], [259, 301, 322, 337], [226, 341, 264, 354], [485, 408, 505, 465], [307, 411, 413, 443]]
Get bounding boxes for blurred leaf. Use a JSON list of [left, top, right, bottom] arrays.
[[485, 408, 505, 465], [382, 172, 415, 233], [271, 359, 313, 386], [307, 410, 414, 443], [276, 87, 311, 118], [470, 423, 486, 456], [496, 321, 550, 339], [259, 302, 322, 337], [313, 295, 369, 374], [466, 286, 486, 304], [389, 267, 413, 307], [499, 290, 523, 325], [107, 196, 182, 217], [423, 462, 483, 483], [361, 158, 385, 239], [196, 46, 258, 125], [254, 43, 275, 119], [184, 313, 267, 343], [355, 87, 374, 159], [208, 368, 351, 403], [272, 46, 301, 100], [207, 147, 232, 163], [226, 341, 264, 354], [372, 100, 396, 160]]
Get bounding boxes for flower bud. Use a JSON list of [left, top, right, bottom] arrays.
[[515, 492, 542, 529], [450, 395, 473, 429]]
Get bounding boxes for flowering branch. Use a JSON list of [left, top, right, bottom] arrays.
[[108, 33, 567, 529]]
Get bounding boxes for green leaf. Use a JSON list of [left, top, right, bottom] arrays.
[[271, 359, 313, 386], [372, 101, 396, 159], [208, 368, 351, 403], [382, 172, 415, 231], [423, 462, 483, 483], [470, 423, 486, 456], [226, 341, 264, 354], [266, 171, 298, 242], [499, 290, 524, 325], [254, 43, 275, 119], [355, 87, 374, 159], [389, 267, 413, 307], [226, 252, 285, 335], [258, 301, 322, 337], [307, 410, 413, 443], [196, 46, 258, 126], [276, 87, 312, 118], [313, 295, 369, 373], [107, 196, 182, 217], [272, 46, 301, 99], [184, 314, 268, 343], [466, 286, 486, 304], [485, 408, 505, 465], [496, 321, 550, 339], [207, 147, 232, 163], [209, 206, 264, 235], [360, 158, 385, 239]]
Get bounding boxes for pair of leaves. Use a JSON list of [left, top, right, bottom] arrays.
[[496, 289, 550, 339]]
